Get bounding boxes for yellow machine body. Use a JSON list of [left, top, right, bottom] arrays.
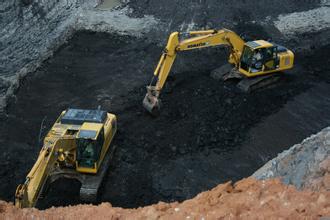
[[15, 109, 117, 208], [238, 40, 294, 77], [75, 122, 113, 174]]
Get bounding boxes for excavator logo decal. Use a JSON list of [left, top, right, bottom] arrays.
[[187, 42, 209, 48]]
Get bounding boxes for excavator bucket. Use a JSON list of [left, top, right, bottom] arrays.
[[143, 93, 161, 116]]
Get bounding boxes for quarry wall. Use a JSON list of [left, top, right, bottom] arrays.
[[0, 0, 157, 111], [0, 0, 99, 109]]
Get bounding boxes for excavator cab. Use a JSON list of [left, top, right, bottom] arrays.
[[239, 41, 277, 74], [238, 40, 293, 77], [76, 122, 105, 174], [76, 124, 104, 172], [77, 138, 97, 168], [58, 108, 108, 174]]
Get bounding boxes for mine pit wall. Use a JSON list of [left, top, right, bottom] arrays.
[[0, 0, 159, 112], [0, 0, 100, 111], [253, 127, 330, 191]]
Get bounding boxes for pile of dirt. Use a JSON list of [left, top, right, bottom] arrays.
[[1, 178, 329, 219]]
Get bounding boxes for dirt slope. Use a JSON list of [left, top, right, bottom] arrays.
[[1, 178, 329, 219]]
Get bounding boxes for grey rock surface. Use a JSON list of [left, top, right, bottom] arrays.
[[0, 0, 158, 112], [275, 6, 330, 37], [0, 0, 98, 110], [253, 127, 330, 190], [76, 6, 158, 37]]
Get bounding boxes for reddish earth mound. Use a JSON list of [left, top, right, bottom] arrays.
[[1, 178, 329, 219]]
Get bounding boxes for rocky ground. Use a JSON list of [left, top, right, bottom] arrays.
[[254, 127, 330, 190]]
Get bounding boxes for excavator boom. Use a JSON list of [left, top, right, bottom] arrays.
[[15, 136, 75, 208], [143, 29, 245, 115], [15, 143, 58, 208], [143, 28, 294, 115], [152, 29, 244, 91]]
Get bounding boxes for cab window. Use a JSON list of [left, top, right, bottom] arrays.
[[76, 128, 104, 168], [263, 47, 277, 70], [241, 46, 278, 73], [77, 138, 97, 168], [240, 46, 254, 70]]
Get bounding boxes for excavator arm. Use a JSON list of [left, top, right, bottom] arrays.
[[15, 138, 65, 208], [143, 29, 245, 115]]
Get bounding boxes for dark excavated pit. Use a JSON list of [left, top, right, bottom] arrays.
[[0, 28, 330, 209]]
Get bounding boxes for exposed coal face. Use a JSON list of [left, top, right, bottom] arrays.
[[0, 27, 329, 209]]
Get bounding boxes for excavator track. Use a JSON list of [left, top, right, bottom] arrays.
[[79, 143, 117, 203], [237, 74, 282, 92], [211, 64, 282, 92]]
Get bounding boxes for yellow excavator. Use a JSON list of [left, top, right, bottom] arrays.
[[15, 108, 117, 208], [143, 29, 294, 115]]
